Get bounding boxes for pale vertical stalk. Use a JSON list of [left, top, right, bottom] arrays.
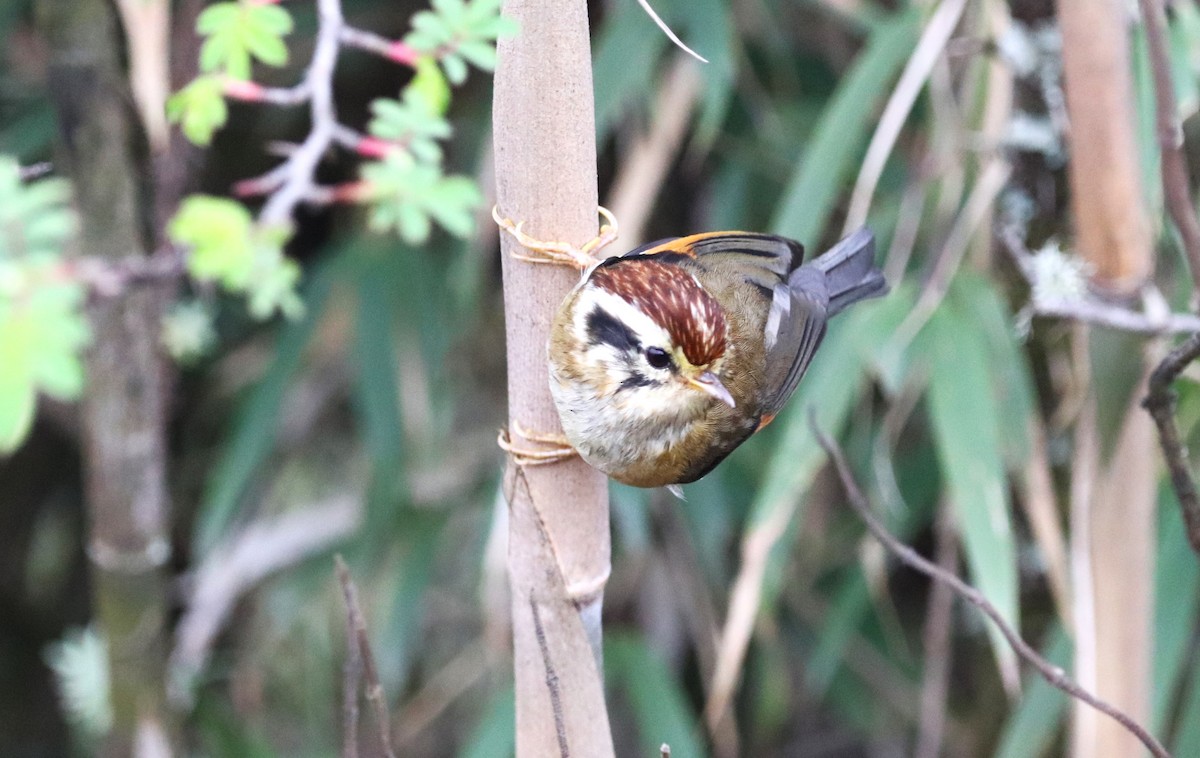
[[492, 1, 615, 755], [1057, 0, 1152, 293], [1058, 1, 1157, 756]]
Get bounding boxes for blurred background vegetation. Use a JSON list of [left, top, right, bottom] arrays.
[[3, 0, 1200, 755]]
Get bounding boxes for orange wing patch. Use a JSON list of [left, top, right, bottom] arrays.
[[755, 413, 776, 432], [636, 231, 754, 258]]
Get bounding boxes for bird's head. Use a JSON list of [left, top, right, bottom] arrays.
[[555, 257, 735, 415]]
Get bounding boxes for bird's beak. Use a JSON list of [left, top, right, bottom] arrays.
[[688, 371, 736, 408]]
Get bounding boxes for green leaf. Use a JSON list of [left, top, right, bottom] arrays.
[[0, 157, 76, 259], [0, 350, 36, 452], [166, 76, 229, 146], [361, 154, 482, 243], [368, 87, 452, 147], [441, 54, 468, 85], [160, 300, 217, 364], [593, 0, 669, 141], [920, 295, 1019, 678], [1153, 484, 1200, 732], [606, 634, 707, 758], [407, 57, 453, 116], [953, 272, 1037, 471], [770, 10, 920, 243], [456, 40, 497, 71], [196, 1, 293, 78], [169, 196, 303, 321], [170, 195, 256, 286], [0, 259, 88, 452], [353, 265, 404, 463], [459, 687, 515, 758]]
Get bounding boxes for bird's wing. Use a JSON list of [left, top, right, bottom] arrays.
[[758, 290, 827, 421], [621, 232, 803, 291]]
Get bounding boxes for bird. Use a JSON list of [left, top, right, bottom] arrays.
[[495, 209, 886, 489]]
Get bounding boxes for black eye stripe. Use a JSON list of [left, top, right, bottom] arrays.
[[586, 308, 640, 353], [619, 373, 654, 391]]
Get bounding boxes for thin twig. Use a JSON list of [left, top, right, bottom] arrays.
[[1143, 334, 1200, 557], [999, 224, 1200, 334], [1140, 0, 1200, 299], [258, 0, 344, 226], [335, 556, 398, 758], [341, 568, 363, 758], [843, 0, 967, 233], [890, 157, 1011, 351], [915, 505, 957, 758], [808, 411, 1172, 758], [338, 25, 417, 64], [68, 250, 186, 298], [18, 161, 53, 180], [253, 83, 313, 106]]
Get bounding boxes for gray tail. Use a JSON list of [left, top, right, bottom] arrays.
[[803, 227, 887, 317]]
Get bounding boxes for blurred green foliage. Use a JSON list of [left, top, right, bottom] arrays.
[[4, 0, 1200, 756], [0, 157, 86, 452]]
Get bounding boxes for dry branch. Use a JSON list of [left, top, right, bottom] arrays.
[[336, 556, 397, 758], [1144, 334, 1200, 556], [1140, 0, 1200, 297], [809, 414, 1171, 758], [1136, 0, 1200, 561]]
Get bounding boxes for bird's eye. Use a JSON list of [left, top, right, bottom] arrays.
[[645, 347, 672, 370]]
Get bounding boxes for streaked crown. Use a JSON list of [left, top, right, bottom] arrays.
[[588, 259, 727, 365]]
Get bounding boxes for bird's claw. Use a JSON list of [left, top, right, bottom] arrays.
[[492, 206, 619, 271], [497, 422, 578, 467]]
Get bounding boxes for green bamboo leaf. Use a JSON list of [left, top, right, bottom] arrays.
[[667, 0, 736, 147], [194, 272, 332, 554], [921, 297, 1019, 677], [459, 687, 515, 758], [592, 0, 668, 141], [375, 515, 443, 689], [353, 267, 404, 463], [606, 634, 707, 758], [953, 272, 1037, 470], [1153, 485, 1200, 732], [1174, 666, 1200, 755], [770, 10, 920, 243]]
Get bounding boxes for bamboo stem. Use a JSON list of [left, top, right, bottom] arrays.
[[36, 0, 175, 753], [492, 1, 614, 755]]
